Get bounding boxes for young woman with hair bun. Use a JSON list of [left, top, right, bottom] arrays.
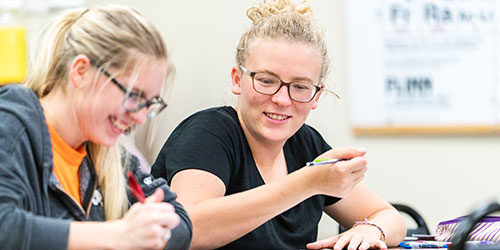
[[152, 0, 405, 249]]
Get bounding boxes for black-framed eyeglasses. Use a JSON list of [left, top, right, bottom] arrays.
[[239, 65, 338, 103], [97, 66, 167, 118]]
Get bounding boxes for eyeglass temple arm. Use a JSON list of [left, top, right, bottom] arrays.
[[322, 88, 340, 99]]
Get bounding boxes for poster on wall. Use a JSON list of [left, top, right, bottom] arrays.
[[346, 0, 500, 135]]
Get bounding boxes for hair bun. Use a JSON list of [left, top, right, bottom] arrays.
[[246, 0, 313, 23]]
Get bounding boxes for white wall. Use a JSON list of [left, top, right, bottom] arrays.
[[85, 0, 500, 240]]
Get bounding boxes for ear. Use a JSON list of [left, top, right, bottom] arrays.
[[230, 65, 242, 95], [69, 54, 92, 88], [310, 83, 324, 110]]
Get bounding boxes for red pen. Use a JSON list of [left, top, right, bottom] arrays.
[[127, 171, 146, 203]]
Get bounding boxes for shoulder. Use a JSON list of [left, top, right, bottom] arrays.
[[152, 107, 242, 184], [0, 84, 49, 161], [179, 106, 238, 126], [0, 84, 42, 120], [0, 85, 40, 141], [0, 84, 38, 105]]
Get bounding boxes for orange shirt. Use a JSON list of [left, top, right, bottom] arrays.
[[47, 122, 87, 205]]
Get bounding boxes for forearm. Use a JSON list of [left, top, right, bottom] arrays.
[[0, 203, 71, 250], [187, 167, 317, 249], [69, 221, 120, 250]]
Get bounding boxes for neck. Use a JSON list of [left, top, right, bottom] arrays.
[[247, 136, 284, 169], [241, 122, 289, 184], [41, 89, 83, 149], [235, 108, 286, 169]]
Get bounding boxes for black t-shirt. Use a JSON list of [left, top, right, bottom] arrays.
[[152, 106, 340, 249]]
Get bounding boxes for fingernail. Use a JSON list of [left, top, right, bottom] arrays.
[[357, 147, 367, 154]]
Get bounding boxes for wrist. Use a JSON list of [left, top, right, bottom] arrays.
[[69, 221, 124, 250], [103, 220, 126, 249], [296, 166, 321, 196], [352, 219, 386, 242]]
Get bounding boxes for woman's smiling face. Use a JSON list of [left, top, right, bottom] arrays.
[[232, 38, 323, 145], [80, 58, 168, 147]]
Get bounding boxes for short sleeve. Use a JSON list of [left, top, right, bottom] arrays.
[[151, 108, 240, 189]]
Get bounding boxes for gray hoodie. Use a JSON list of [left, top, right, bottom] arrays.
[[0, 84, 192, 250]]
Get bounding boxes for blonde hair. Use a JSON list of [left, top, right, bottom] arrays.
[[23, 6, 168, 220], [237, 0, 329, 82]]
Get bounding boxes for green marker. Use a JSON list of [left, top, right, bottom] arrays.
[[305, 158, 345, 167]]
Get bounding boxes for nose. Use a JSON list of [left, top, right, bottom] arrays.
[[128, 107, 149, 125], [271, 85, 292, 106]]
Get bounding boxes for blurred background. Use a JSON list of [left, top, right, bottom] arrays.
[[2, 0, 499, 240]]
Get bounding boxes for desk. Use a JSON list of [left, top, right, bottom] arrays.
[[390, 247, 443, 249]]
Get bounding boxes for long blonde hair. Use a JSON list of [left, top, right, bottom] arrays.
[[236, 0, 330, 82], [23, 6, 168, 220]]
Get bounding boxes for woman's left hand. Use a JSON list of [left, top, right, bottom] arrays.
[[306, 225, 387, 250]]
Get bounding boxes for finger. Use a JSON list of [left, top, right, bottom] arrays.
[[332, 235, 351, 250], [372, 240, 388, 250], [346, 235, 363, 250], [161, 212, 180, 229], [160, 230, 170, 249], [351, 164, 368, 178], [143, 201, 175, 211], [128, 204, 173, 229], [125, 199, 157, 219], [149, 225, 168, 249], [358, 239, 371, 250], [337, 157, 367, 173], [145, 203, 176, 221], [350, 169, 367, 181], [146, 188, 164, 203], [306, 237, 339, 249], [127, 201, 141, 214], [351, 166, 367, 176], [163, 229, 171, 242], [326, 147, 367, 160], [351, 175, 365, 186]]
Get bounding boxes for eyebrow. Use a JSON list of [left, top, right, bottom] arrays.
[[115, 77, 148, 99], [128, 87, 147, 98], [258, 69, 316, 83]]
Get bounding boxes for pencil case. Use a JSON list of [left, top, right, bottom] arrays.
[[435, 216, 500, 243]]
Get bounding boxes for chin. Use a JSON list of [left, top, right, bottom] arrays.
[[103, 137, 119, 147], [262, 131, 291, 142], [91, 136, 119, 147]]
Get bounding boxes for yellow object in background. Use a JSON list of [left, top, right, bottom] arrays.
[[0, 26, 26, 84]]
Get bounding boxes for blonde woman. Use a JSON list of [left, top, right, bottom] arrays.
[[152, 0, 405, 249], [0, 6, 191, 250]]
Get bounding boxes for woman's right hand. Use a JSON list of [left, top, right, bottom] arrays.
[[306, 148, 368, 198], [114, 188, 180, 250]]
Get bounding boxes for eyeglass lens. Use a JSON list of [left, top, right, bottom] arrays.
[[122, 93, 166, 117], [252, 72, 317, 102]]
